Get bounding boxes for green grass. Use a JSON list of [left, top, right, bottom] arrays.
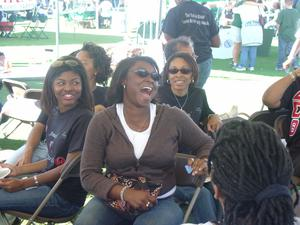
[[0, 139, 25, 149], [0, 32, 123, 46], [212, 46, 287, 77]]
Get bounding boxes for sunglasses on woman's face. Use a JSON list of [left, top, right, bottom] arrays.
[[168, 67, 192, 75], [134, 68, 161, 81]]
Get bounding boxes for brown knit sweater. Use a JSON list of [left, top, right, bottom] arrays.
[[80, 104, 214, 200]]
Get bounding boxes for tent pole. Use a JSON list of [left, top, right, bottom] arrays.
[[156, 0, 163, 39], [55, 0, 60, 58]]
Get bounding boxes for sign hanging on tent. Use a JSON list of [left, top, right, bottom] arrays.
[[0, 0, 37, 11]]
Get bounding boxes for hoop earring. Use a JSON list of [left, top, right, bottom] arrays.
[[167, 80, 170, 84]]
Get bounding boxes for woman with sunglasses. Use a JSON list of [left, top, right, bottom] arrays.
[[0, 56, 93, 219], [75, 56, 214, 225], [156, 52, 222, 223], [157, 52, 222, 134]]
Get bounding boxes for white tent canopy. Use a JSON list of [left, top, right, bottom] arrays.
[[0, 0, 37, 11]]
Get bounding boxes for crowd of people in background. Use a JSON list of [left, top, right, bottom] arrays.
[[1, 0, 300, 224]]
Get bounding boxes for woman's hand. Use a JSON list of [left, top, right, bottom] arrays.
[[283, 57, 293, 70], [16, 152, 32, 166], [207, 114, 222, 132], [0, 163, 19, 177], [123, 188, 157, 211], [0, 178, 25, 192], [188, 157, 208, 176]]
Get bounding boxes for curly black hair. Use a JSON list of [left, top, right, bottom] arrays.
[[79, 42, 112, 86]]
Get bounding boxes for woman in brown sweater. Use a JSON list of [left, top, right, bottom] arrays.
[[75, 56, 214, 225]]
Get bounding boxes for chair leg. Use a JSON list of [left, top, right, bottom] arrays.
[[183, 186, 202, 223]]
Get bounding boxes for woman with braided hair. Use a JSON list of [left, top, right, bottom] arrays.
[[183, 120, 300, 225]]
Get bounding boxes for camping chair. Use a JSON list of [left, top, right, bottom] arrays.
[[20, 20, 35, 39], [29, 19, 48, 39], [0, 21, 15, 38], [1, 153, 83, 225], [175, 153, 206, 223]]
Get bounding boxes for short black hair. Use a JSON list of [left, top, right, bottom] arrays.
[[208, 120, 294, 225], [106, 56, 159, 105]]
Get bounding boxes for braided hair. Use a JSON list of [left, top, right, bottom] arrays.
[[208, 120, 294, 225]]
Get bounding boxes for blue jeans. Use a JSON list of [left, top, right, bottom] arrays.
[[75, 196, 183, 225], [239, 46, 258, 68], [5, 142, 48, 165], [0, 185, 79, 217], [175, 186, 217, 223], [277, 37, 296, 69], [196, 58, 212, 89]]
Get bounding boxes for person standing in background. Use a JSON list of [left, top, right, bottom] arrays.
[[162, 0, 220, 88], [276, 0, 299, 71], [283, 27, 300, 69], [235, 0, 263, 72]]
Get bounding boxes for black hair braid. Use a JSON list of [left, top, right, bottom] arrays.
[[208, 120, 294, 225]]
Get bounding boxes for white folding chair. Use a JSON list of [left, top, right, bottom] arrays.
[[1, 79, 42, 138]]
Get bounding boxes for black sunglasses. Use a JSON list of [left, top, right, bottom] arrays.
[[168, 67, 192, 75], [134, 69, 161, 81]]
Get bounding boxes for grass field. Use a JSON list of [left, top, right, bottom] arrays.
[[0, 32, 123, 46], [212, 46, 286, 77], [0, 138, 25, 150]]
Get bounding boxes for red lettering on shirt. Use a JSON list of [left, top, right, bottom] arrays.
[[289, 119, 299, 136], [290, 91, 300, 137]]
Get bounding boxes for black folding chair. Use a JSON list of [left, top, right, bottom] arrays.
[[1, 154, 83, 225], [175, 153, 206, 223], [249, 109, 289, 128]]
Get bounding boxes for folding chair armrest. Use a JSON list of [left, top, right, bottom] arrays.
[[24, 89, 42, 100]]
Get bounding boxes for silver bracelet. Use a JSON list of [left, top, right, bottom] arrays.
[[120, 186, 129, 202], [33, 175, 39, 186]]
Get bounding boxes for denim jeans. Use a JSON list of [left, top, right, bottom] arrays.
[[175, 186, 217, 223], [239, 46, 258, 68], [5, 142, 48, 165], [0, 185, 79, 217], [196, 58, 212, 89], [75, 196, 183, 225], [277, 37, 296, 69]]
